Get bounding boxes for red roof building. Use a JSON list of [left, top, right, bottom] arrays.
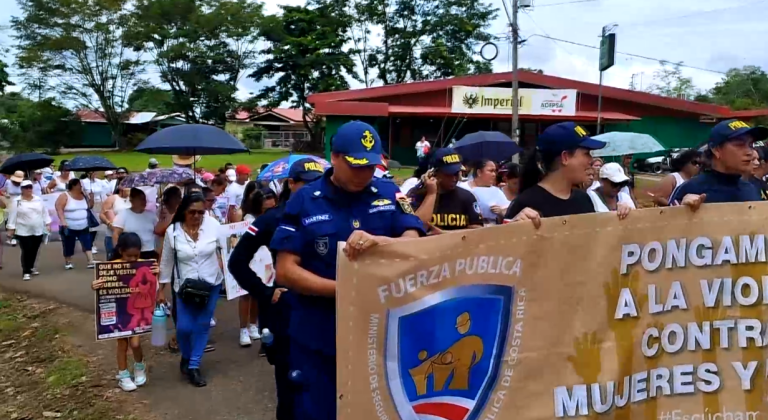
[[308, 71, 768, 165]]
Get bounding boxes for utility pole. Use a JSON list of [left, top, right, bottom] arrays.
[[511, 0, 520, 143], [596, 24, 617, 134]]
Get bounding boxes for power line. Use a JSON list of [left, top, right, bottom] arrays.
[[535, 0, 598, 8], [525, 33, 728, 75]]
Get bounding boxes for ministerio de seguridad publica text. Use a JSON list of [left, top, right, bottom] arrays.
[[555, 234, 768, 418]]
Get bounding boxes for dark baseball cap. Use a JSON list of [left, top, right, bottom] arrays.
[[708, 119, 768, 149], [537, 122, 606, 154], [331, 121, 383, 167], [429, 148, 463, 174], [289, 158, 325, 182]]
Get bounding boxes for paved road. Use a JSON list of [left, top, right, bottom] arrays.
[[0, 241, 278, 420]]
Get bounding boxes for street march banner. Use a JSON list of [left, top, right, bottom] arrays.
[[94, 261, 157, 341], [219, 221, 250, 300], [337, 203, 768, 420]]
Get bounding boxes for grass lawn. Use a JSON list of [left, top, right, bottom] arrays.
[[56, 149, 418, 180], [55, 149, 292, 172]]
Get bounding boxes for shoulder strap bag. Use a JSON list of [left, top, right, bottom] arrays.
[[174, 223, 213, 308]]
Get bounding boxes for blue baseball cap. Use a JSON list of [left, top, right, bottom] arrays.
[[429, 148, 463, 174], [332, 121, 383, 167], [288, 158, 325, 182], [708, 119, 768, 149], [537, 122, 606, 154]]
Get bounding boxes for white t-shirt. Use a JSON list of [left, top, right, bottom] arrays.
[[113, 209, 158, 252], [415, 140, 430, 157], [400, 177, 419, 195], [226, 182, 247, 208], [587, 189, 636, 213], [464, 185, 511, 223]]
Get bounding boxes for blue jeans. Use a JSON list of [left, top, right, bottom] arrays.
[[60, 227, 93, 258], [175, 283, 221, 369], [104, 235, 114, 260]]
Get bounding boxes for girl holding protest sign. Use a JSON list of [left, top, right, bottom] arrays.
[[92, 232, 159, 392]]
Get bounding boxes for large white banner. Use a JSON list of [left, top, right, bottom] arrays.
[[451, 86, 577, 115]]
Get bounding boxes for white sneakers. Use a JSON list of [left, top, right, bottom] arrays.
[[133, 362, 147, 387], [92, 247, 98, 255], [116, 362, 147, 392], [248, 324, 261, 340], [64, 263, 74, 270], [31, 269, 39, 276], [116, 370, 137, 392], [239, 324, 261, 347], [239, 328, 252, 347], [22, 274, 31, 281], [210, 318, 217, 327]]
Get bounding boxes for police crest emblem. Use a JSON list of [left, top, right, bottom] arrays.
[[315, 237, 329, 256], [385, 284, 514, 420]]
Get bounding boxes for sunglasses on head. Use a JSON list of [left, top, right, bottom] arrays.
[[609, 180, 629, 189], [21, 185, 33, 189], [186, 209, 206, 215]]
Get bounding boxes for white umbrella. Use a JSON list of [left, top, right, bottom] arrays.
[[590, 132, 666, 157]]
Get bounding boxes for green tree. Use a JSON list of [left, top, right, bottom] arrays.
[[0, 60, 13, 94], [361, 0, 497, 85], [646, 61, 698, 99], [0, 95, 80, 153], [12, 0, 142, 148], [127, 83, 176, 114], [707, 66, 768, 110], [124, 0, 263, 126], [249, 4, 356, 151]]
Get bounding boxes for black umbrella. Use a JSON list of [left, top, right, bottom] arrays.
[[454, 131, 523, 163], [135, 124, 248, 155], [67, 155, 117, 172], [0, 153, 54, 175]]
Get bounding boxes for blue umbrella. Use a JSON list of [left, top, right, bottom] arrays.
[[454, 131, 523, 163], [590, 132, 665, 157], [67, 155, 117, 172], [135, 124, 248, 155], [257, 155, 330, 182], [0, 153, 54, 175]]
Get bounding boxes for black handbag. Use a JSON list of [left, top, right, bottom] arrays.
[[173, 224, 212, 307], [86, 210, 100, 229]]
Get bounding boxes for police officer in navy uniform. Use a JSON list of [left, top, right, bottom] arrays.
[[228, 158, 325, 420], [270, 121, 425, 420], [671, 119, 768, 210]]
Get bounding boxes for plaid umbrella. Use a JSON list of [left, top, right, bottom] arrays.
[[119, 168, 195, 188]]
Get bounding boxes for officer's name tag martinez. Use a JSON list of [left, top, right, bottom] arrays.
[[369, 204, 396, 214], [302, 214, 332, 226]]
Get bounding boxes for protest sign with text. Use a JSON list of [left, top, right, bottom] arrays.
[[94, 260, 157, 341], [337, 203, 768, 420]]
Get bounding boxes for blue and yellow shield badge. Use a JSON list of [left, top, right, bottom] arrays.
[[385, 284, 514, 420]]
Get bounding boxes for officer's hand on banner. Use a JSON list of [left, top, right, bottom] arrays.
[[616, 202, 632, 220], [510, 207, 542, 229], [344, 230, 390, 261], [680, 193, 707, 212]]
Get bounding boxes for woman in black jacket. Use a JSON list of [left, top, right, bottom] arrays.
[[228, 158, 324, 420]]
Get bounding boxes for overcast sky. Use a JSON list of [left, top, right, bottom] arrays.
[[2, 0, 766, 101]]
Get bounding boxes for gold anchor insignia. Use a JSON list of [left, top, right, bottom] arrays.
[[408, 312, 484, 396], [352, 219, 360, 228], [361, 130, 375, 151]]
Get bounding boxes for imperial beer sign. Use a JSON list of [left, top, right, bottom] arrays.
[[451, 86, 577, 116]]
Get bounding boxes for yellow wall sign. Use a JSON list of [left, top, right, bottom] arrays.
[[337, 203, 768, 420], [451, 86, 578, 116]]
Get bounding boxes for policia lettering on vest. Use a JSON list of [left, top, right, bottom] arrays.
[[269, 121, 425, 420], [408, 147, 483, 233]]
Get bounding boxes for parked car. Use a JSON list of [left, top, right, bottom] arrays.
[[634, 149, 684, 174]]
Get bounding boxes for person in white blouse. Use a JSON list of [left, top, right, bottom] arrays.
[[7, 180, 51, 280], [32, 170, 47, 196], [459, 159, 510, 225], [157, 193, 222, 388], [112, 188, 158, 260], [587, 162, 636, 215], [3, 171, 24, 246]]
